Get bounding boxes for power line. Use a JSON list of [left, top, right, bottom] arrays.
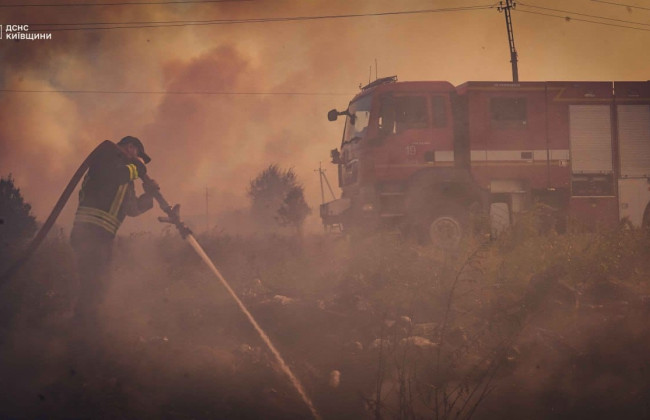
[[26, 5, 495, 32], [591, 0, 650, 12], [30, 5, 494, 29], [0, 89, 355, 96], [518, 2, 650, 27], [0, 0, 251, 8], [514, 8, 650, 32]]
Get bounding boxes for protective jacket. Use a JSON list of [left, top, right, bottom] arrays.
[[73, 141, 153, 237]]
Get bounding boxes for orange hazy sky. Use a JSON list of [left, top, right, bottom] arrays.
[[1, 0, 648, 233]]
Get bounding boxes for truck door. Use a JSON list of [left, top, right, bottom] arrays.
[[374, 93, 452, 182], [568, 104, 619, 226]]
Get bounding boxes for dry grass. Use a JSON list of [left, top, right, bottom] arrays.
[[1, 215, 649, 419]]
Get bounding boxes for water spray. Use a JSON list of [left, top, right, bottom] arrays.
[[142, 174, 321, 420]]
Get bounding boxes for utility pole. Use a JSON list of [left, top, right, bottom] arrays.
[[317, 162, 325, 204], [314, 163, 340, 233], [314, 162, 337, 204], [498, 0, 519, 82]]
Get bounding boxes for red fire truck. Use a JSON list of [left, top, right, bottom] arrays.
[[321, 76, 650, 247]]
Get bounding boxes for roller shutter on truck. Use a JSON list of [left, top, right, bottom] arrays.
[[569, 105, 613, 174], [617, 104, 650, 227], [617, 105, 650, 178]]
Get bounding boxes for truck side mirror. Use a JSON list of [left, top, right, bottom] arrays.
[[329, 108, 356, 124]]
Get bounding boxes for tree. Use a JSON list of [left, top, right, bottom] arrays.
[[0, 174, 37, 249], [277, 185, 311, 234], [248, 165, 311, 234]]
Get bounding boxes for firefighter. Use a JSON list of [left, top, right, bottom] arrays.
[[70, 136, 158, 331]]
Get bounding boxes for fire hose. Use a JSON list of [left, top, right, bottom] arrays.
[[0, 140, 114, 287], [143, 176, 321, 420], [0, 141, 320, 419]]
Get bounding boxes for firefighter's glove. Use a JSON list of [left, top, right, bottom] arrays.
[[133, 159, 147, 178], [143, 178, 160, 195]]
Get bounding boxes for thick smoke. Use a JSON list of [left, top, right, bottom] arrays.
[[0, 0, 648, 233]]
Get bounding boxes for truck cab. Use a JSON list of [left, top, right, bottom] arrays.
[[321, 77, 473, 245]]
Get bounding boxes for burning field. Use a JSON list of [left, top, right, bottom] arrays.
[[1, 211, 650, 419], [1, 1, 649, 418]]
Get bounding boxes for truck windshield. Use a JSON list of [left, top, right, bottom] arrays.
[[343, 94, 372, 143]]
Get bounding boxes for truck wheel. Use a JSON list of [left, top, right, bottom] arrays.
[[424, 205, 468, 249], [643, 204, 650, 229]]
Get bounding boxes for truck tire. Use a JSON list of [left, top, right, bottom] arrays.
[[423, 204, 469, 250], [489, 202, 510, 239], [643, 204, 650, 229]]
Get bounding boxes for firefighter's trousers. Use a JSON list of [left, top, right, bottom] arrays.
[[70, 224, 114, 332]]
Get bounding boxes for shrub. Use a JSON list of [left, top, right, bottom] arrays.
[[0, 174, 37, 259]]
